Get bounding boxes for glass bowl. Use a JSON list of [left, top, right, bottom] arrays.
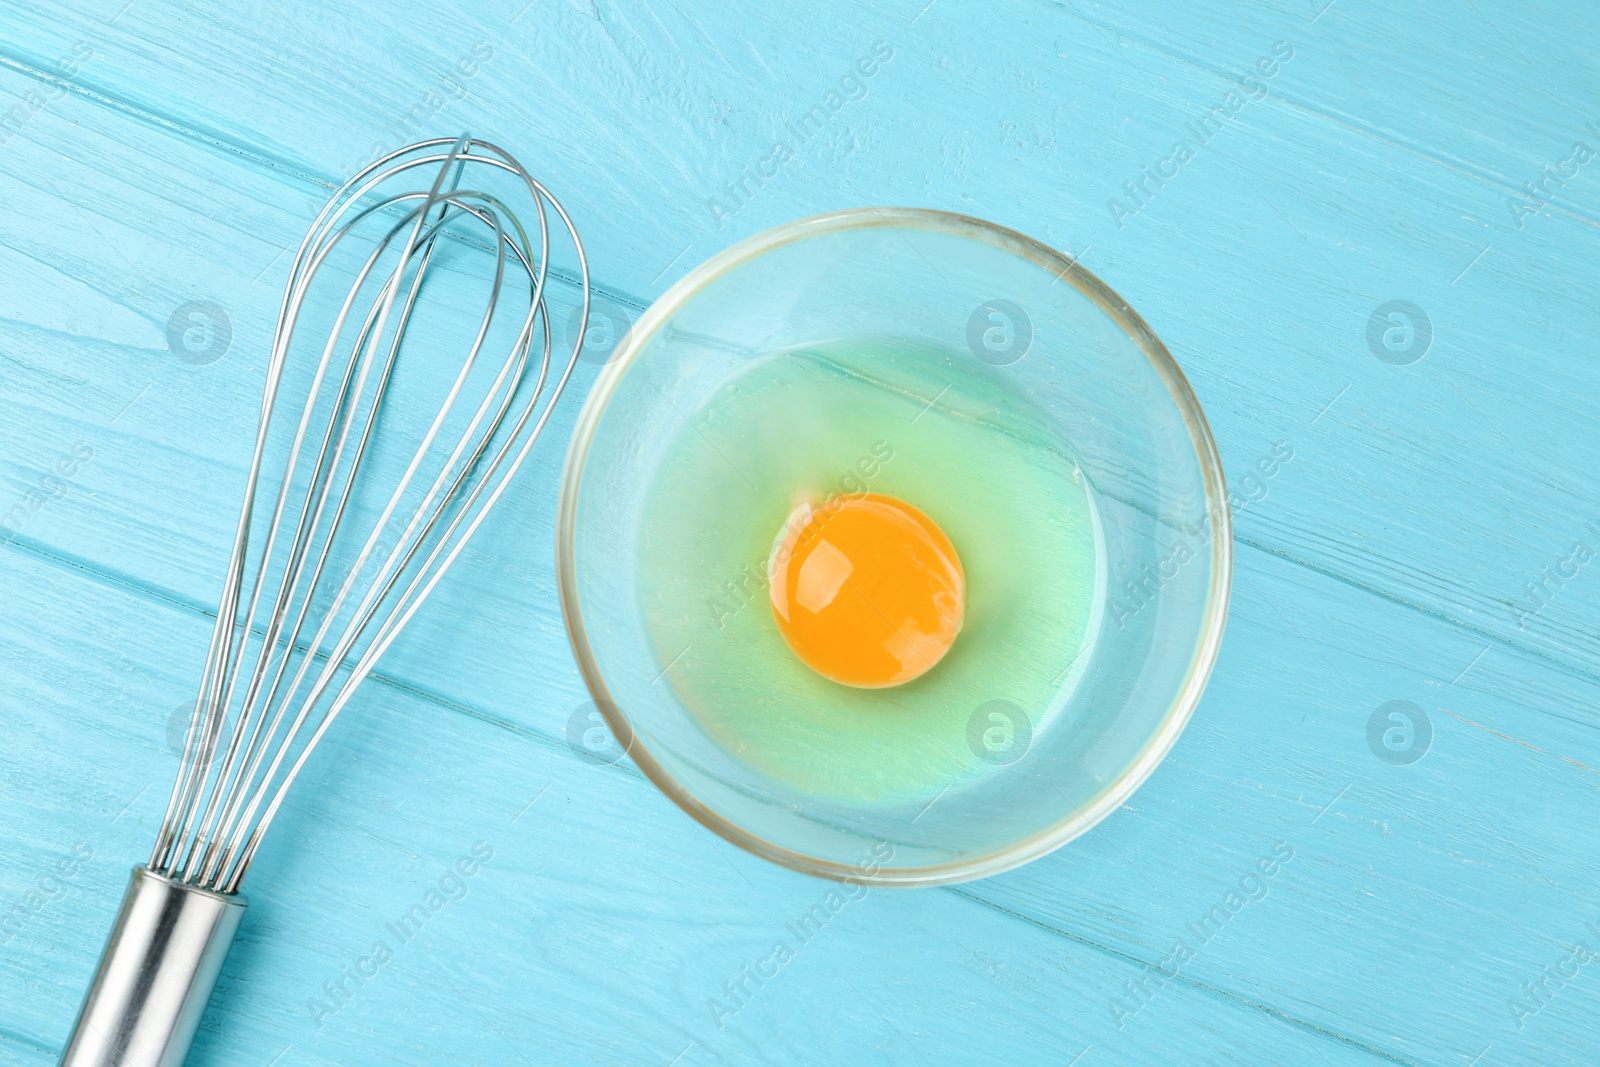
[[557, 208, 1231, 886]]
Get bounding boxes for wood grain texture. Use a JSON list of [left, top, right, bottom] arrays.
[[0, 0, 1595, 1065]]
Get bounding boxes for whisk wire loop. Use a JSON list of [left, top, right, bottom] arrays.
[[146, 135, 589, 895]]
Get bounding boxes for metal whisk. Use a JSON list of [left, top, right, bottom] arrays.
[[60, 134, 588, 1067]]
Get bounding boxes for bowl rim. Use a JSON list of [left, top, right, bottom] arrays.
[[556, 207, 1232, 887]]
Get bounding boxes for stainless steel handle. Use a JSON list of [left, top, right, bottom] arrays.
[[59, 866, 246, 1067]]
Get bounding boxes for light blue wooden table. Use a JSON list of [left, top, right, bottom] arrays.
[[1, 1, 1597, 1064]]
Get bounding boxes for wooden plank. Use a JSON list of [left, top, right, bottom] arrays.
[[1053, 0, 1600, 229], [980, 540, 1600, 1066], [0, 0, 1594, 1064], [0, 1, 1593, 719], [0, 541, 1395, 1066]]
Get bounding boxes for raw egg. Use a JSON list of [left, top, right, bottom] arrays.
[[768, 492, 964, 688]]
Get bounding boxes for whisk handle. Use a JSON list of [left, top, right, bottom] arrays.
[[59, 867, 246, 1067]]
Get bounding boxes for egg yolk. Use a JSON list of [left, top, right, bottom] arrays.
[[768, 493, 964, 688]]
